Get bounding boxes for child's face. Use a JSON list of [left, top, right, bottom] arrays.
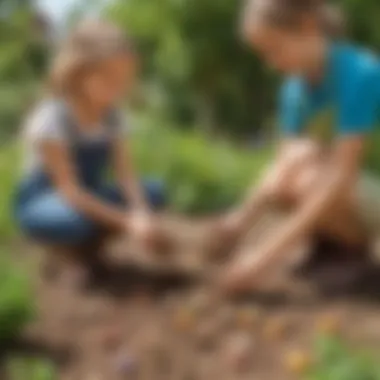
[[247, 22, 319, 74], [83, 53, 138, 108]]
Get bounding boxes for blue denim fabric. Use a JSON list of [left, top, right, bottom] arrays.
[[14, 137, 165, 245]]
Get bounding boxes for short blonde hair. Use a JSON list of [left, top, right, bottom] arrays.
[[242, 0, 345, 39], [48, 19, 134, 96]]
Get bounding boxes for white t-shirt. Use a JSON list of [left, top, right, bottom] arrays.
[[22, 99, 128, 174]]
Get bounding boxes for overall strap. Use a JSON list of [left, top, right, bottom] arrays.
[[54, 99, 80, 143], [104, 108, 121, 137], [55, 100, 120, 142]]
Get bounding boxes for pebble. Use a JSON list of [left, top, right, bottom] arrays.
[[284, 349, 312, 375], [223, 333, 254, 373], [114, 352, 138, 376], [173, 307, 197, 332], [315, 313, 342, 336], [195, 319, 219, 350], [216, 305, 235, 330], [263, 316, 289, 341], [189, 292, 212, 315], [235, 306, 261, 330], [92, 326, 123, 352]]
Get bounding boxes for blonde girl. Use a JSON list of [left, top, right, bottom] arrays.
[[15, 20, 167, 285]]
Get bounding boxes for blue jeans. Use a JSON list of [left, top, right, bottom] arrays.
[[15, 180, 165, 246]]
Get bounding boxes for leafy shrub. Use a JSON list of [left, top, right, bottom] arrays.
[[0, 82, 39, 140], [131, 114, 272, 213], [0, 144, 20, 241], [0, 254, 34, 342], [307, 336, 380, 380], [6, 357, 56, 380]]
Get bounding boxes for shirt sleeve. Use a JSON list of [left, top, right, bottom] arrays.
[[107, 108, 129, 139], [25, 101, 68, 144], [338, 64, 380, 136], [278, 78, 306, 136]]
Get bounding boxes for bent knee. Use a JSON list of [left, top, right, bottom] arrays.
[[18, 210, 95, 245], [16, 195, 96, 245]]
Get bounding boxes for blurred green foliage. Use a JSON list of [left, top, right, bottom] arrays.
[[108, 0, 276, 137], [0, 1, 48, 139], [0, 143, 20, 240], [132, 114, 271, 213], [308, 336, 380, 380], [0, 254, 34, 342], [6, 357, 57, 380]]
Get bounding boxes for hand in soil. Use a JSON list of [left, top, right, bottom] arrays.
[[205, 210, 247, 259], [218, 253, 260, 296], [128, 211, 173, 255]]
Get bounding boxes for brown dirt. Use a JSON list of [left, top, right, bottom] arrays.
[[8, 214, 380, 380]]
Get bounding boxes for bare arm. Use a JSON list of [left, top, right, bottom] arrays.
[[112, 139, 150, 211], [41, 141, 126, 230], [225, 136, 365, 290], [237, 138, 319, 224]]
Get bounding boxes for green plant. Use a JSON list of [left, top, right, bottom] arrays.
[[307, 335, 380, 380], [131, 114, 272, 213], [0, 143, 20, 241], [0, 82, 39, 139], [0, 254, 34, 342], [6, 357, 57, 380]]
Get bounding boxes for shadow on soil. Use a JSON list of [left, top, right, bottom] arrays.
[[232, 263, 380, 309], [90, 262, 199, 299], [0, 337, 74, 375]]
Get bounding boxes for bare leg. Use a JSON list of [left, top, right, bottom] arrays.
[[294, 161, 368, 247], [291, 162, 371, 290]]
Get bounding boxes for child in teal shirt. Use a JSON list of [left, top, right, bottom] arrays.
[[212, 0, 380, 294]]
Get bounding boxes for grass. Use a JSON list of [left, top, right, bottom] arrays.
[[0, 253, 34, 343], [0, 143, 20, 241], [130, 114, 273, 213], [6, 357, 57, 380], [307, 336, 380, 380]]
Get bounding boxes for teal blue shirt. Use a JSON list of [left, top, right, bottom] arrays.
[[279, 43, 380, 141]]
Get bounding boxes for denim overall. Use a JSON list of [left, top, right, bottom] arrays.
[[15, 104, 165, 246]]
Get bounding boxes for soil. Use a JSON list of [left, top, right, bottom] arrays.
[[6, 213, 380, 380]]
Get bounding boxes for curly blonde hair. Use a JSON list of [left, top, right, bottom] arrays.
[[48, 19, 134, 96]]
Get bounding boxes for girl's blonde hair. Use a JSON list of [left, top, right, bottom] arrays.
[[48, 19, 134, 96]]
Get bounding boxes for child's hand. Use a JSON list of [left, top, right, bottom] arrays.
[[219, 254, 260, 295], [128, 211, 172, 254], [206, 209, 247, 258], [220, 209, 247, 235]]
